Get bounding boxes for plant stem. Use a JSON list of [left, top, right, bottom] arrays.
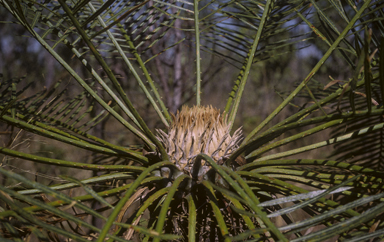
[[194, 0, 201, 106], [227, 0, 273, 130]]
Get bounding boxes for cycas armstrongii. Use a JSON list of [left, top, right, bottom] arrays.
[[1, 0, 384, 241]]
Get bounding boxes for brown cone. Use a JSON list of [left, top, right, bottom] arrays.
[[157, 105, 243, 175]]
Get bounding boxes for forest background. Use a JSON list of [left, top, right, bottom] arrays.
[[0, 4, 341, 172]]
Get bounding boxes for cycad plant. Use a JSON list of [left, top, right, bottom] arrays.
[[0, 0, 384, 241]]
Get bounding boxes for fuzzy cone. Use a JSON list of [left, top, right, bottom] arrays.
[[157, 105, 243, 175]]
